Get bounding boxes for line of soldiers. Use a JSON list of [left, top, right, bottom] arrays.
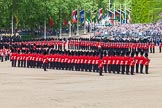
[[10, 49, 150, 76], [68, 39, 155, 53], [0, 36, 151, 76]]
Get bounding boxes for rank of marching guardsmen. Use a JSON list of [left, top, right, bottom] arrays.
[[68, 38, 156, 54], [10, 48, 150, 76]]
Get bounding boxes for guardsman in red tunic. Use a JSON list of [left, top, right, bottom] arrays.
[[131, 43, 136, 52], [107, 52, 112, 73], [73, 52, 78, 71], [125, 52, 131, 75], [92, 53, 96, 72], [98, 58, 103, 76], [152, 43, 155, 53], [149, 43, 152, 53], [112, 52, 116, 74], [27, 54, 30, 68], [20, 53, 23, 67], [80, 53, 84, 71], [88, 53, 93, 72], [43, 55, 48, 71], [76, 53, 81, 71], [129, 53, 135, 75], [103, 52, 107, 73], [116, 52, 121, 74], [22, 54, 27, 68], [84, 53, 89, 72], [94, 53, 100, 72], [64, 53, 68, 70], [139, 52, 145, 74], [134, 52, 140, 73], [144, 53, 150, 74], [10, 53, 15, 67], [17, 53, 21, 67], [121, 52, 125, 74]]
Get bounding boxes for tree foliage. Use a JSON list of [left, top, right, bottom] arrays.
[[131, 0, 162, 23], [0, 0, 110, 30], [0, 0, 161, 31]]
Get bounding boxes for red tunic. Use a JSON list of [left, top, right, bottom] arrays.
[[144, 57, 150, 66], [129, 57, 135, 66], [139, 56, 145, 65], [98, 59, 103, 68]]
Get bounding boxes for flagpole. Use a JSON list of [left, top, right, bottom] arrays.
[[76, 8, 79, 36], [90, 22, 92, 37], [84, 9, 86, 34], [114, 3, 116, 26], [11, 13, 14, 36], [44, 0, 47, 39], [125, 4, 127, 24], [120, 4, 122, 24], [69, 21, 72, 37], [60, 22, 62, 39], [44, 20, 47, 39], [60, 9, 62, 39], [11, 0, 14, 36]]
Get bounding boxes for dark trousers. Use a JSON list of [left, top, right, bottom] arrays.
[[159, 47, 161, 53], [140, 64, 144, 74], [116, 65, 120, 74], [11, 60, 14, 67], [126, 65, 130, 75], [93, 64, 98, 72], [85, 64, 88, 71], [153, 47, 155, 53], [1, 56, 3, 62], [136, 64, 139, 73], [88, 64, 92, 72], [104, 65, 107, 73], [150, 48, 152, 53], [145, 65, 149, 74], [108, 65, 111, 73], [18, 60, 20, 67], [92, 64, 95, 72], [20, 60, 23, 67], [131, 66, 134, 75], [23, 60, 26, 68], [121, 65, 125, 74], [99, 68, 103, 76], [27, 61, 30, 68], [112, 65, 116, 74], [43, 63, 48, 71]]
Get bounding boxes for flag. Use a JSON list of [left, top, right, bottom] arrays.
[[121, 12, 125, 20], [86, 11, 91, 22], [121, 12, 127, 23], [91, 10, 97, 22], [115, 10, 120, 22], [49, 17, 54, 28], [127, 13, 131, 23], [14, 15, 19, 26], [80, 10, 85, 23], [72, 9, 77, 24], [63, 19, 68, 26], [108, 10, 114, 25], [98, 8, 103, 19]]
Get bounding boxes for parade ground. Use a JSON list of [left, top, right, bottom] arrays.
[[0, 47, 162, 108]]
